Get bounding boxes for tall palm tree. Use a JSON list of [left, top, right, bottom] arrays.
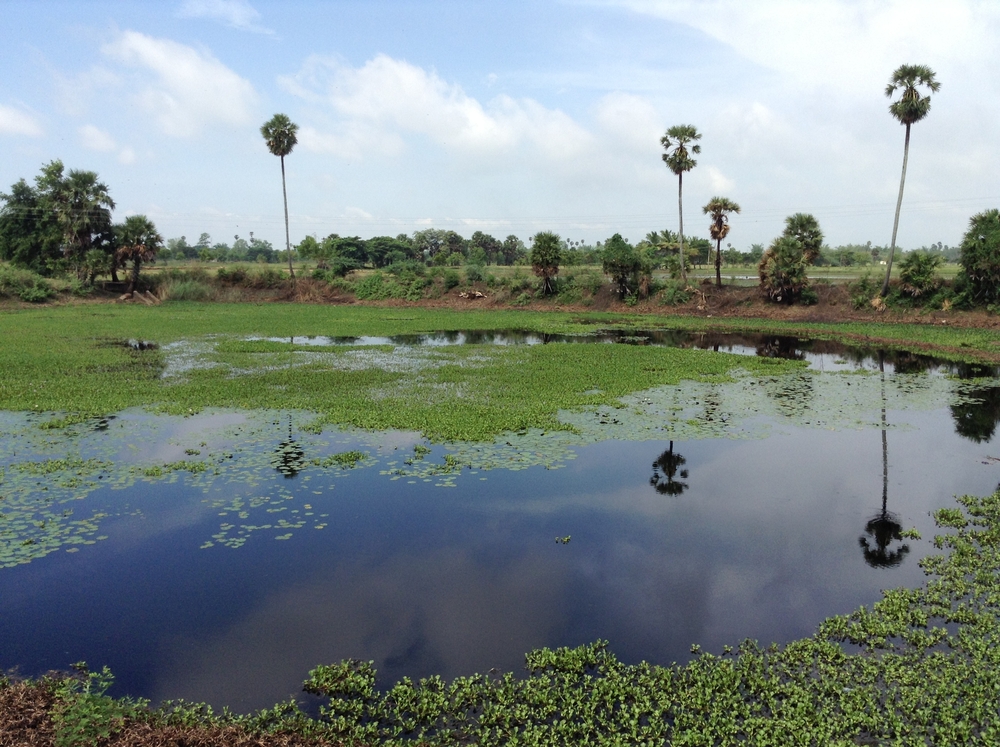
[[261, 113, 299, 280], [114, 214, 163, 294], [661, 125, 701, 282], [702, 196, 740, 287], [881, 64, 940, 297]]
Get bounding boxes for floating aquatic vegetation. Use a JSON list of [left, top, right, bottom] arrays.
[[1, 359, 998, 568]]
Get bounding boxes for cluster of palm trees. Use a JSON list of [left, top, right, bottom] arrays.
[[660, 63, 939, 300]]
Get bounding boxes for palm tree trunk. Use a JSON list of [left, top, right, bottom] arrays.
[[715, 236, 722, 287], [677, 173, 686, 282], [281, 155, 295, 281], [128, 258, 141, 295], [881, 123, 911, 297]]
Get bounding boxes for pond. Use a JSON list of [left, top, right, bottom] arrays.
[[2, 330, 1000, 714]]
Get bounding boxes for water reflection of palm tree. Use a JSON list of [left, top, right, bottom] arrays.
[[650, 442, 689, 496], [860, 352, 910, 568], [272, 415, 305, 478]]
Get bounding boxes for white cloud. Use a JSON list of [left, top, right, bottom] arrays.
[[344, 207, 373, 220], [282, 54, 592, 160], [79, 124, 117, 151], [118, 147, 137, 165], [602, 0, 999, 95], [593, 92, 662, 154], [0, 105, 43, 137], [102, 30, 258, 137], [177, 0, 274, 34], [706, 166, 735, 193]]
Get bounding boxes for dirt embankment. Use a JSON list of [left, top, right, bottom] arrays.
[[263, 278, 996, 331], [8, 276, 1000, 336]]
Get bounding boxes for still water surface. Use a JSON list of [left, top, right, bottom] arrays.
[[2, 332, 1000, 712]]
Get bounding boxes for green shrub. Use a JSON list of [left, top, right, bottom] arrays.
[[899, 251, 943, 297], [162, 279, 213, 302], [214, 264, 284, 289], [216, 265, 249, 285], [442, 270, 460, 291], [758, 235, 810, 303], [848, 273, 878, 309], [575, 269, 605, 296], [246, 266, 286, 289], [52, 664, 147, 747], [354, 272, 393, 300], [958, 208, 1000, 306], [513, 291, 532, 306], [386, 259, 425, 278], [601, 233, 643, 297], [0, 264, 54, 302], [657, 279, 692, 306], [465, 264, 484, 283]]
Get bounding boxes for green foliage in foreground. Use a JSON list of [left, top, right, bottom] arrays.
[[22, 489, 1000, 745]]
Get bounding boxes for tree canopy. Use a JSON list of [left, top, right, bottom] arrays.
[[0, 160, 115, 277], [958, 208, 1000, 306], [114, 214, 163, 293], [529, 231, 562, 295]]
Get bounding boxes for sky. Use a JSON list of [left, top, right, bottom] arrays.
[[2, 0, 998, 251]]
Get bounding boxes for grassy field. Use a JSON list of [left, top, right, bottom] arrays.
[[0, 304, 808, 440], [3, 303, 1000, 439]]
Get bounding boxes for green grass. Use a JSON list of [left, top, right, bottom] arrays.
[[3, 304, 1000, 441]]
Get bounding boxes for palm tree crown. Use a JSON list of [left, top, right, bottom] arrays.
[[261, 113, 299, 158], [782, 212, 823, 263], [886, 64, 940, 126], [660, 124, 701, 282], [660, 125, 701, 175], [114, 214, 162, 294], [703, 197, 741, 240]]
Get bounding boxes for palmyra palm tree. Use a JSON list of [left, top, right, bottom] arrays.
[[702, 197, 741, 287], [261, 113, 299, 281], [782, 213, 823, 264], [881, 64, 940, 297], [660, 125, 701, 282], [114, 214, 162, 294]]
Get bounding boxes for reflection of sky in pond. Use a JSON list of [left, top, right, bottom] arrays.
[[177, 330, 1000, 377], [3, 373, 1000, 713]]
